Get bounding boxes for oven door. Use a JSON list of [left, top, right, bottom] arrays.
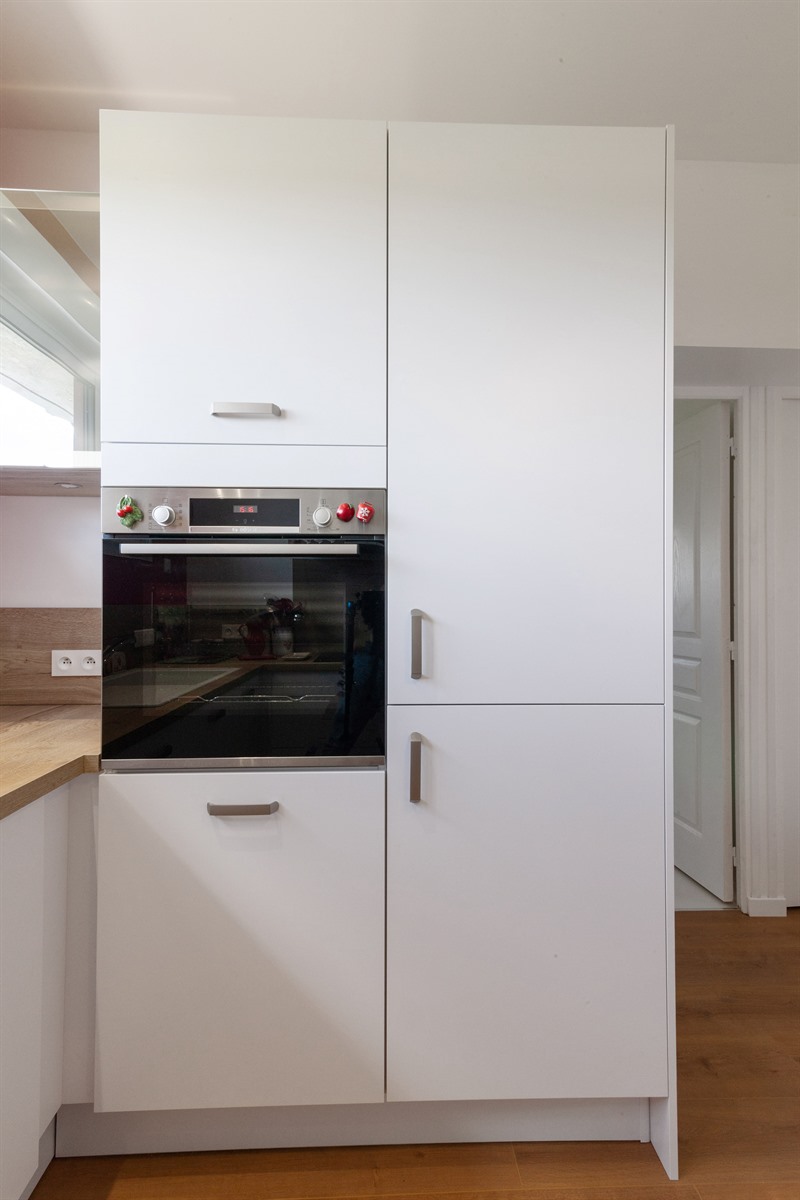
[[102, 538, 385, 768]]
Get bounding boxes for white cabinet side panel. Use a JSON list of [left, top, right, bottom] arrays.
[[386, 704, 668, 1101], [62, 775, 98, 1105], [0, 802, 44, 1200], [38, 787, 69, 1133], [95, 771, 385, 1112], [388, 123, 666, 705]]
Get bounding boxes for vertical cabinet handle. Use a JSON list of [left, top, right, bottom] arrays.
[[410, 609, 424, 679], [207, 802, 280, 816], [409, 733, 423, 804]]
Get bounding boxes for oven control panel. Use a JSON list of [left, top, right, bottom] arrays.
[[101, 488, 386, 536]]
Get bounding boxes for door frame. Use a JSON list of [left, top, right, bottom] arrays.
[[675, 385, 788, 916]]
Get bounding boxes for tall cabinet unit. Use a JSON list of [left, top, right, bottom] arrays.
[[386, 123, 673, 1157], [77, 115, 675, 1179]]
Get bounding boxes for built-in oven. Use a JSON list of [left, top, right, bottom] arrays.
[[101, 487, 385, 769]]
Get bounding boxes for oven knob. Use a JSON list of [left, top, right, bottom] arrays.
[[312, 506, 332, 527], [152, 504, 176, 527], [356, 502, 375, 524]]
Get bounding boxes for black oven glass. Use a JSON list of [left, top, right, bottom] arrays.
[[190, 497, 300, 527], [102, 539, 384, 763]]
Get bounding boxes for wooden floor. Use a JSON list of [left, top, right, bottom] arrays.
[[32, 909, 799, 1200]]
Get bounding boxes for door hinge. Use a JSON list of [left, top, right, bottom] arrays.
[[729, 437, 737, 458], [729, 641, 736, 661], [732, 846, 738, 867]]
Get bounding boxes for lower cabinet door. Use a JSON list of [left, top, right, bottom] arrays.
[[95, 771, 385, 1112], [386, 705, 669, 1101]]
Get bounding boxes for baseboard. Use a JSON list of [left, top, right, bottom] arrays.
[[745, 895, 788, 917], [57, 1098, 652, 1158]]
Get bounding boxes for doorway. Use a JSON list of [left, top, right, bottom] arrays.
[[673, 396, 736, 906]]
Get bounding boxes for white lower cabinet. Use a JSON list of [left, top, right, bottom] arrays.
[[95, 771, 385, 1112], [386, 704, 668, 1102], [0, 785, 69, 1200]]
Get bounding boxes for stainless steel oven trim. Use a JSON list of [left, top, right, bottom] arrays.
[[102, 755, 386, 772], [101, 486, 386, 536]]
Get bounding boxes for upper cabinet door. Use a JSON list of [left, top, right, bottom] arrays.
[[387, 124, 668, 705], [101, 113, 386, 446]]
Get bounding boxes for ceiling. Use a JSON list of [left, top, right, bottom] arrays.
[[1, 0, 798, 163]]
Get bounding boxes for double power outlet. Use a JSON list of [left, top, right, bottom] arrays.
[[51, 650, 102, 677]]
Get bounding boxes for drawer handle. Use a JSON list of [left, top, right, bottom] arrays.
[[211, 402, 283, 418], [409, 733, 423, 804], [410, 609, 424, 679], [207, 802, 280, 816]]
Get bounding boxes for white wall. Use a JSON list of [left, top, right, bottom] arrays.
[[675, 347, 800, 388], [0, 128, 98, 192], [0, 496, 100, 607], [674, 160, 800, 350]]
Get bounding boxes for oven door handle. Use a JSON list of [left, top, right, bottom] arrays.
[[119, 543, 361, 555]]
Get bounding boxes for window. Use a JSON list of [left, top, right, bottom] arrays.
[[0, 190, 100, 465]]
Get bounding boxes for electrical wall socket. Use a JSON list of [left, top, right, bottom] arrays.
[[51, 650, 102, 677]]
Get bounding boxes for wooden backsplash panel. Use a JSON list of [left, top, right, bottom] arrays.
[[0, 608, 101, 704]]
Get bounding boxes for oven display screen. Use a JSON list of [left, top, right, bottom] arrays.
[[190, 498, 300, 527]]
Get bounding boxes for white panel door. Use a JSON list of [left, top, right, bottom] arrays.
[[386, 704, 668, 1101], [673, 402, 734, 900], [95, 771, 385, 1112], [101, 112, 386, 447], [387, 123, 667, 705]]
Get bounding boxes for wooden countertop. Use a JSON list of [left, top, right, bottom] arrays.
[[0, 705, 101, 820]]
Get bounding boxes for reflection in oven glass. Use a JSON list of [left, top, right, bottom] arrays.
[[102, 540, 385, 763]]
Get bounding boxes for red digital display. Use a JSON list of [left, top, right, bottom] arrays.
[[233, 505, 257, 513]]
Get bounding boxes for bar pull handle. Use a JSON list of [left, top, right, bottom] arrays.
[[121, 543, 359, 556], [207, 802, 280, 816], [410, 609, 424, 679], [211, 402, 282, 418], [409, 733, 423, 804]]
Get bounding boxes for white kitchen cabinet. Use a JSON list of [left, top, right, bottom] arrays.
[[100, 112, 386, 449], [384, 123, 674, 1172], [387, 122, 667, 705], [0, 786, 69, 1200], [386, 704, 668, 1101], [94, 770, 385, 1112]]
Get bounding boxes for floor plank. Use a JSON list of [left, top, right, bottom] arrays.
[[694, 1185, 800, 1200], [513, 1141, 670, 1189]]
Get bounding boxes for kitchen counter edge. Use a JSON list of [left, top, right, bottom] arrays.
[[0, 705, 101, 820]]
